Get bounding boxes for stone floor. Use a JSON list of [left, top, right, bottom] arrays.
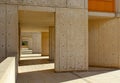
[[17, 54, 120, 83]]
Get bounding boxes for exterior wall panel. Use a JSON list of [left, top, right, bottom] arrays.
[[55, 8, 88, 71], [7, 5, 18, 57], [89, 19, 120, 68], [0, 4, 6, 62]]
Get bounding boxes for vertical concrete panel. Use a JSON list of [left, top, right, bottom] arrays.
[[7, 5, 18, 56], [89, 19, 119, 68], [85, 0, 88, 9], [28, 38, 32, 50], [49, 26, 55, 60], [6, 5, 18, 78], [32, 33, 41, 54], [116, 0, 120, 17], [55, 8, 88, 72], [0, 4, 6, 62]]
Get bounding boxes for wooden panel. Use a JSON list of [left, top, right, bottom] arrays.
[[88, 0, 115, 12], [55, 8, 88, 72], [7, 5, 18, 56], [42, 32, 49, 55], [89, 19, 119, 68], [49, 27, 55, 60], [0, 5, 6, 62]]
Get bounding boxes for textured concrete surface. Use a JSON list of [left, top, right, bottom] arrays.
[[89, 18, 120, 68], [0, 57, 15, 83], [55, 8, 88, 71], [17, 54, 120, 83]]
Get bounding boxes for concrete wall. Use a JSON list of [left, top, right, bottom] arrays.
[[0, 4, 18, 64], [89, 18, 120, 68], [116, 0, 120, 17], [0, 5, 6, 62], [0, 0, 88, 72], [0, 4, 18, 57], [32, 33, 41, 54], [7, 5, 18, 57], [55, 8, 88, 71], [0, 0, 88, 8]]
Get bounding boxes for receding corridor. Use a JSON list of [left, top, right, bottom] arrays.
[[17, 53, 120, 83]]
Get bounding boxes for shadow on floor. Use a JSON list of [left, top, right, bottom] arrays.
[[20, 58, 53, 66], [18, 54, 119, 83], [17, 68, 119, 83]]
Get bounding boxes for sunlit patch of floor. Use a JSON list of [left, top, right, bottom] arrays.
[[20, 54, 48, 60], [17, 54, 120, 83]]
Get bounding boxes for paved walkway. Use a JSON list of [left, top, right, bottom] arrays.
[[17, 54, 120, 83]]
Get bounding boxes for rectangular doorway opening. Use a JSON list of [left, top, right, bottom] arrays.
[[18, 10, 55, 72]]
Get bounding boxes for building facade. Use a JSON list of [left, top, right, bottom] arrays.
[[0, 0, 120, 73]]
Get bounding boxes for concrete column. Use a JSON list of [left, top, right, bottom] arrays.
[[32, 32, 41, 54], [0, 4, 6, 62], [55, 8, 88, 72], [49, 26, 55, 61], [6, 5, 18, 57], [116, 0, 120, 17], [6, 4, 18, 81]]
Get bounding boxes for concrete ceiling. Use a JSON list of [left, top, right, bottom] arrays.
[[19, 10, 55, 27], [19, 11, 54, 26]]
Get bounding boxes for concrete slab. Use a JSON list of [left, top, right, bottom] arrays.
[[17, 54, 120, 83]]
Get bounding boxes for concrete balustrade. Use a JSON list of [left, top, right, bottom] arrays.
[[0, 57, 15, 83]]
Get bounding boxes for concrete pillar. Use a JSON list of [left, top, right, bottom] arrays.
[[6, 5, 18, 81], [55, 8, 88, 71], [0, 4, 6, 62], [116, 0, 120, 17], [6, 5, 18, 57], [32, 32, 41, 54], [49, 26, 55, 61], [0, 4, 18, 58]]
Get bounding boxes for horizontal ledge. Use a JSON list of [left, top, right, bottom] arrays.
[[0, 57, 15, 79], [88, 11, 115, 18], [18, 6, 55, 12]]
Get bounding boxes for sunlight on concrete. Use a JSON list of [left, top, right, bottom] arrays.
[[17, 54, 120, 83], [20, 54, 47, 60]]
